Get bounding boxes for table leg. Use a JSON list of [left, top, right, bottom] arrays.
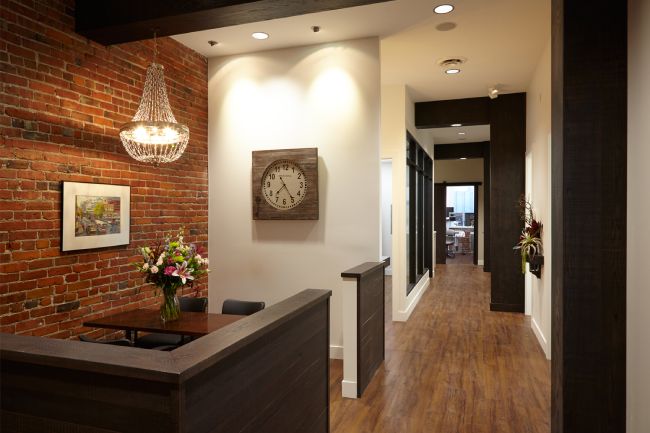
[[126, 330, 137, 344]]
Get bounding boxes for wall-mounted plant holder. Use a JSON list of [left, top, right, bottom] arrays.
[[527, 255, 544, 279]]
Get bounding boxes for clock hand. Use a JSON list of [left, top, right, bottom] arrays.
[[277, 176, 295, 199]]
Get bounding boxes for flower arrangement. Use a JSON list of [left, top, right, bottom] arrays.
[[513, 195, 543, 274], [135, 228, 209, 321]]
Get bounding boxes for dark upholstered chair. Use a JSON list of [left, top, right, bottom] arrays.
[[179, 296, 208, 312], [79, 334, 132, 347], [135, 297, 208, 349], [221, 299, 265, 316]]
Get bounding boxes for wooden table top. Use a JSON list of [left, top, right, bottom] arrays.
[[84, 309, 246, 337]]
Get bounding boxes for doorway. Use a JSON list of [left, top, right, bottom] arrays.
[[434, 182, 480, 266]]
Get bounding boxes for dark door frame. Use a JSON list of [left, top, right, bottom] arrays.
[[435, 182, 481, 265], [434, 141, 490, 271], [417, 94, 526, 313]]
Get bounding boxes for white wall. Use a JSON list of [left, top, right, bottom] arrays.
[[628, 1, 650, 431], [525, 36, 552, 360], [434, 158, 485, 264], [380, 85, 433, 322], [207, 38, 381, 357], [380, 160, 392, 274]]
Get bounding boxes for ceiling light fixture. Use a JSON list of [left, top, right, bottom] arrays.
[[437, 57, 466, 75], [488, 86, 499, 99], [120, 32, 189, 165], [252, 32, 269, 40], [460, 157, 467, 160], [434, 4, 454, 14], [458, 132, 466, 135], [451, 123, 462, 127], [311, 26, 321, 33]]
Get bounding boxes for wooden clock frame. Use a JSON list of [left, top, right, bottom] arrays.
[[252, 148, 319, 220]]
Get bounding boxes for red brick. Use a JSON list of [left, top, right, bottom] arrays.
[[2, 0, 208, 340]]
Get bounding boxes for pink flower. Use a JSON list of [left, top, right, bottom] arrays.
[[172, 261, 194, 285], [164, 266, 175, 276]]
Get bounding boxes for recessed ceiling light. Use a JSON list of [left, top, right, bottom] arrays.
[[434, 4, 454, 14], [451, 123, 462, 127], [459, 157, 467, 160], [252, 32, 269, 40], [445, 68, 461, 74], [458, 132, 466, 135]]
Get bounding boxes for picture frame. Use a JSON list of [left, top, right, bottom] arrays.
[[61, 182, 130, 252]]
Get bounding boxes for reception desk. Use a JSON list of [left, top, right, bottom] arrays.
[[1, 289, 331, 433]]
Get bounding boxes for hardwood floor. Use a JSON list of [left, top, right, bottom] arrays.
[[330, 265, 550, 433], [446, 252, 475, 265]]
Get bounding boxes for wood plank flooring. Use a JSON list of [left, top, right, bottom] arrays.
[[330, 265, 550, 433]]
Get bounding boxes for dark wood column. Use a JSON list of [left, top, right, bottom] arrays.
[[488, 93, 526, 312], [551, 0, 627, 432]]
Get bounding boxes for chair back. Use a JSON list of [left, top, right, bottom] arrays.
[[179, 296, 208, 313], [222, 299, 265, 316], [79, 334, 132, 347]]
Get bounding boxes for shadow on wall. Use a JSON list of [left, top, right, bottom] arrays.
[[252, 157, 327, 242]]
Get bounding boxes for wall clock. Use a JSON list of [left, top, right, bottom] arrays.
[[252, 148, 319, 220]]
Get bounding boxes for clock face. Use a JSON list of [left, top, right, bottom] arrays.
[[261, 159, 307, 210]]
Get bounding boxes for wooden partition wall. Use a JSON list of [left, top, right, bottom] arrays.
[[341, 260, 387, 398], [1, 289, 331, 433]]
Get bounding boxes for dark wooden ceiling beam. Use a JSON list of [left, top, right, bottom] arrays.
[[433, 141, 488, 160], [75, 0, 391, 45], [415, 96, 490, 128]]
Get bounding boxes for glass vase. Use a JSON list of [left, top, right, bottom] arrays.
[[160, 292, 180, 322]]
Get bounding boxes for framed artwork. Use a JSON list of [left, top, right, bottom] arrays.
[[61, 182, 130, 252]]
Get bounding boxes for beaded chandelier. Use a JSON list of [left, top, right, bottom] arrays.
[[120, 36, 189, 165]]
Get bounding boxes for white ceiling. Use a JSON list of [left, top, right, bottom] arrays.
[[172, 0, 550, 102], [383, 0, 550, 101], [431, 124, 490, 144], [172, 0, 434, 57]]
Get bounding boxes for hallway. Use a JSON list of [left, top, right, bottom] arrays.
[[330, 265, 550, 433]]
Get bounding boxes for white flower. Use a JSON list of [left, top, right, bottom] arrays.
[[156, 252, 165, 266], [203, 258, 209, 266], [142, 263, 149, 271], [150, 266, 159, 274], [196, 254, 202, 260]]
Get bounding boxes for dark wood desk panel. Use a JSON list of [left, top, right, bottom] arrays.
[[84, 310, 245, 337], [2, 289, 331, 433]]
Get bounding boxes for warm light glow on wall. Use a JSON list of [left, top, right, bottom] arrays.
[[221, 77, 304, 145], [217, 51, 364, 147], [308, 67, 359, 120]]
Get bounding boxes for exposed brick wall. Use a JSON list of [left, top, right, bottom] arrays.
[[0, 0, 209, 338]]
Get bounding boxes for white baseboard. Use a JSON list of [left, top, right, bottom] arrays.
[[531, 317, 550, 360], [477, 259, 484, 266], [341, 380, 357, 399], [329, 344, 343, 360], [393, 274, 429, 322]]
